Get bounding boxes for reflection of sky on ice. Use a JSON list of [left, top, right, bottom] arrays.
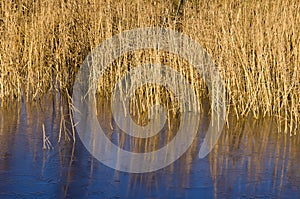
[[0, 95, 299, 199]]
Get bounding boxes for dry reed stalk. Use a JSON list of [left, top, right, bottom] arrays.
[[0, 0, 299, 134], [42, 123, 53, 150]]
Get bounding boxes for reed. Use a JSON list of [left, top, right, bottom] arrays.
[[1, 0, 299, 134]]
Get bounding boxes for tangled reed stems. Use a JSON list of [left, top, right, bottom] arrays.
[[1, 0, 299, 135]]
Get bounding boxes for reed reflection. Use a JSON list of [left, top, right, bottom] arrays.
[[0, 95, 299, 198], [96, 92, 210, 193], [208, 115, 300, 198]]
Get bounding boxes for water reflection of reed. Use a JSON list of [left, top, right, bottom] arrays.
[[209, 114, 300, 198], [0, 94, 79, 197], [96, 94, 208, 194], [1, 95, 299, 198]]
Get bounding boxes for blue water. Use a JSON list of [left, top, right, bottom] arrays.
[[0, 96, 299, 199]]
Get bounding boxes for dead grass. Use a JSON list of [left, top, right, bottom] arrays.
[[0, 0, 299, 134]]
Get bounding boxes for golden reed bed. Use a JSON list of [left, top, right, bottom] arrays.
[[0, 0, 299, 134]]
